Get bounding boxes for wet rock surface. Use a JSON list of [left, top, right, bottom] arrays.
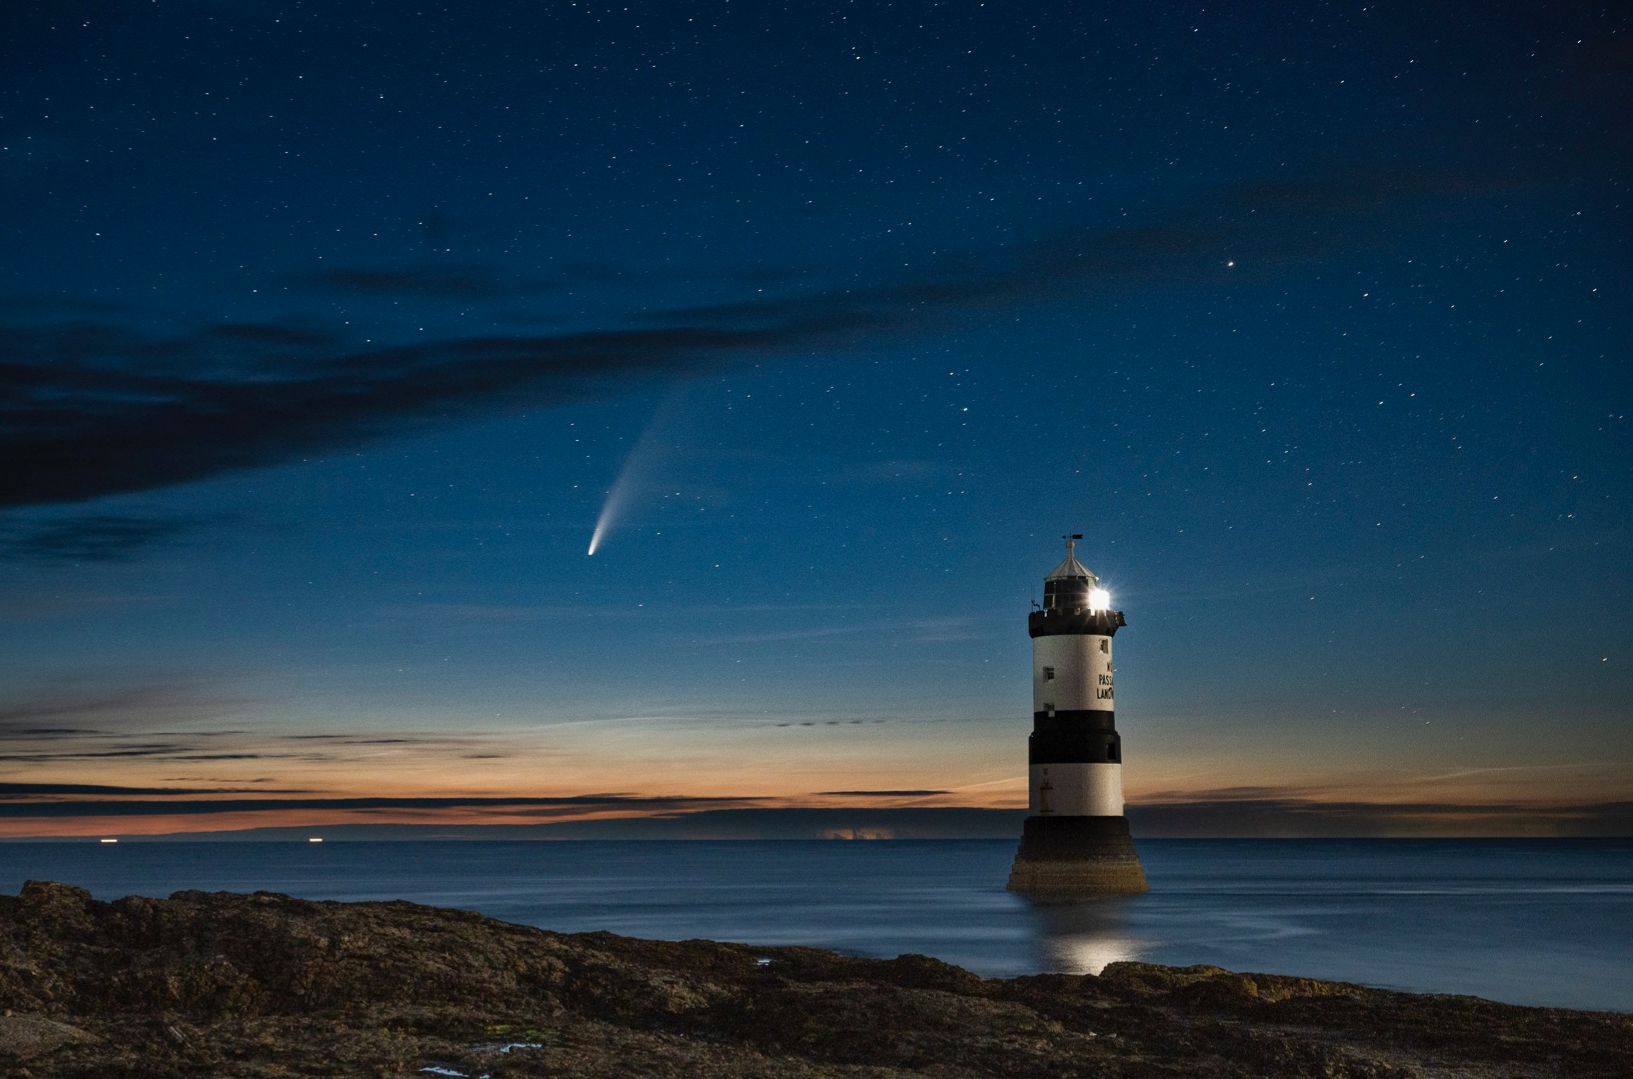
[[2, 880, 1627, 1077]]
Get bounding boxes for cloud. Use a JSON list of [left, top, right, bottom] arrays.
[[202, 322, 338, 348], [0, 782, 311, 796], [0, 687, 524, 769], [772, 718, 891, 728], [1124, 797, 1633, 838], [299, 267, 515, 299], [0, 166, 1541, 511], [0, 295, 128, 317], [298, 260, 806, 302], [0, 743, 280, 763], [4, 743, 185, 758], [0, 737, 489, 765], [0, 683, 243, 736], [0, 513, 216, 562], [0, 727, 104, 737], [279, 735, 432, 744], [814, 790, 949, 797], [652, 168, 1529, 332], [0, 793, 764, 818], [0, 319, 821, 509], [1134, 784, 1330, 803]]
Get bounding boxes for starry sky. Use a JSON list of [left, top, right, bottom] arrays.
[[2, 1, 1629, 839]]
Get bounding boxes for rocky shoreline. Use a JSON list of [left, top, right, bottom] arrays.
[[2, 880, 1627, 1077]]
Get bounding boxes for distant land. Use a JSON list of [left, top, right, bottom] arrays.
[[4, 801, 1630, 841]]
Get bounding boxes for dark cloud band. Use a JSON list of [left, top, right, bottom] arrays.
[[0, 165, 1535, 528], [0, 794, 763, 818]]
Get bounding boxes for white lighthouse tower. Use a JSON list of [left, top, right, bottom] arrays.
[[1007, 535, 1148, 896]]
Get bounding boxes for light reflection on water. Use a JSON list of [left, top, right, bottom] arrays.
[[4, 838, 1630, 1011], [1029, 899, 1142, 974]]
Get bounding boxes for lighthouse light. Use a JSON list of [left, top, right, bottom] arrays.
[[1088, 587, 1111, 611]]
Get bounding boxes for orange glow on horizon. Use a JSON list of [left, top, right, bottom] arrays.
[[6, 716, 1628, 839]]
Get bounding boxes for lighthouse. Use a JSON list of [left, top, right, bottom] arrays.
[[1007, 535, 1148, 896]]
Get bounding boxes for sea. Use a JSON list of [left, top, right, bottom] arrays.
[[4, 838, 1629, 1013]]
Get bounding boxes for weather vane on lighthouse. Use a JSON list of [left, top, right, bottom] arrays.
[[1007, 534, 1148, 896]]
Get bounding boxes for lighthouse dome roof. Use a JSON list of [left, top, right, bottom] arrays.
[[1046, 554, 1097, 583]]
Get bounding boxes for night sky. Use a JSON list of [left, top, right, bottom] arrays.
[[3, 1, 1629, 839]]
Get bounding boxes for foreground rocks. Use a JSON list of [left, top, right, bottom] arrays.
[[1, 881, 1627, 1077]]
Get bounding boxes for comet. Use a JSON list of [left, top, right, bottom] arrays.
[[586, 464, 635, 556], [587, 392, 681, 556]]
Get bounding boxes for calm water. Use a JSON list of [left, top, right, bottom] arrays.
[[3, 838, 1629, 1012]]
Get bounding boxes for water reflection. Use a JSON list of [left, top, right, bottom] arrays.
[[1028, 898, 1145, 974]]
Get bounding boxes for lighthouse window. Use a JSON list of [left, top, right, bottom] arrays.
[[1044, 703, 1055, 717], [1043, 667, 1055, 681]]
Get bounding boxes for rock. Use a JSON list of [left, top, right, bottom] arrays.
[[15, 882, 96, 935], [1, 882, 1628, 1077], [0, 1014, 99, 1061]]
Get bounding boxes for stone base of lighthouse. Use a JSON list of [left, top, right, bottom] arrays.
[[1006, 816, 1148, 897]]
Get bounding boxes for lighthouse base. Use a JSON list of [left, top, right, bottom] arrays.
[[1006, 815, 1148, 897]]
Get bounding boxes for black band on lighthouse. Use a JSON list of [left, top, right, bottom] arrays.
[[1029, 728, 1121, 764], [1029, 609, 1125, 638], [1031, 709, 1116, 730]]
